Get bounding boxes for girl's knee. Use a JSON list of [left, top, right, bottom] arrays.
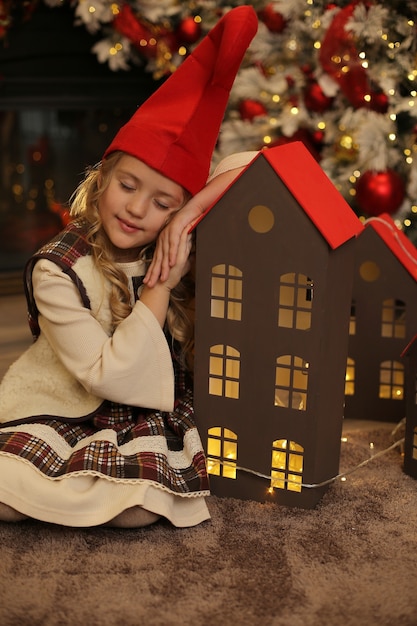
[[104, 506, 160, 528]]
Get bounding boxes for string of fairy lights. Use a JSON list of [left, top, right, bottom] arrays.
[[212, 422, 405, 491]]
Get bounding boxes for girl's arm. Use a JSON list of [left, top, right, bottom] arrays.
[[139, 227, 192, 327]]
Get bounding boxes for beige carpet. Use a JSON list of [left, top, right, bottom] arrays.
[[0, 422, 416, 626]]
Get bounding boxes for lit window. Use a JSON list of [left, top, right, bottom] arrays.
[[381, 299, 406, 339], [345, 357, 355, 396], [275, 355, 309, 410], [211, 264, 243, 321], [209, 344, 240, 399], [207, 427, 237, 479], [278, 272, 313, 330], [270, 439, 304, 492], [379, 360, 404, 400]]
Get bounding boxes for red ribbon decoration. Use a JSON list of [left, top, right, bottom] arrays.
[[319, 2, 371, 108], [112, 3, 158, 56]]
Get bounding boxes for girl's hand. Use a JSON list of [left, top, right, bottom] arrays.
[[163, 227, 193, 291], [144, 205, 198, 288]]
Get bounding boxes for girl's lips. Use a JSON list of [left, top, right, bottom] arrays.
[[117, 217, 141, 233]]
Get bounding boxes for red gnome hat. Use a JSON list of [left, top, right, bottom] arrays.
[[103, 6, 258, 195]]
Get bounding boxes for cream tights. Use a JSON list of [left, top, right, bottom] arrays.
[[0, 503, 159, 528]]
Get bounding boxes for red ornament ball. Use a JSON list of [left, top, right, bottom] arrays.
[[176, 16, 202, 43], [311, 130, 325, 147], [286, 75, 295, 88], [369, 91, 389, 114], [300, 64, 313, 77], [356, 169, 405, 216], [304, 82, 334, 113], [259, 4, 287, 33], [239, 99, 268, 121]]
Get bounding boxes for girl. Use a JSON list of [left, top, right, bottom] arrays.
[[0, 7, 258, 528]]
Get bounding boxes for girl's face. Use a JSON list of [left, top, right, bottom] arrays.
[[99, 154, 186, 260]]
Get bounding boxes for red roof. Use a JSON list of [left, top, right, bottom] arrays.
[[364, 213, 417, 282], [194, 141, 363, 249], [262, 142, 363, 249]]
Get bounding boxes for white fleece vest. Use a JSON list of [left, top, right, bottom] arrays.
[[0, 255, 110, 424]]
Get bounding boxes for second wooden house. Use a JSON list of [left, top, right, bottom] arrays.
[[401, 334, 417, 480], [344, 214, 417, 423]]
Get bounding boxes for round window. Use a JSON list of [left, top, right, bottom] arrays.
[[248, 205, 274, 233], [359, 261, 380, 282]]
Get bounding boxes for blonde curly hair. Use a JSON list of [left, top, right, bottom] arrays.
[[70, 151, 195, 372]]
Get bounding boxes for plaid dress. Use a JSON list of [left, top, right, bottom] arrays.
[[0, 359, 208, 492], [0, 221, 209, 527]]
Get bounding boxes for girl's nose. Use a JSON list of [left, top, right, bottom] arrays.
[[127, 195, 147, 218]]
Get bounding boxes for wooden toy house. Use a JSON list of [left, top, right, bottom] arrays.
[[193, 142, 363, 509], [344, 214, 417, 423], [401, 334, 417, 479]]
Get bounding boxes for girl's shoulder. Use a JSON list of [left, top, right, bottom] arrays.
[[36, 219, 91, 261], [24, 219, 93, 339]]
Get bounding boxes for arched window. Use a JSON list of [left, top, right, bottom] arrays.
[[381, 299, 406, 339], [345, 357, 355, 396], [275, 355, 309, 410], [207, 427, 237, 479], [278, 272, 313, 331], [379, 360, 404, 400], [210, 264, 243, 321], [270, 439, 304, 493], [209, 344, 240, 399]]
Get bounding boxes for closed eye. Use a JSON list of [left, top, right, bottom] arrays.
[[155, 199, 170, 210], [120, 182, 136, 192]]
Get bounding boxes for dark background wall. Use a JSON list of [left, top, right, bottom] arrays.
[[0, 2, 160, 108], [0, 3, 161, 284]]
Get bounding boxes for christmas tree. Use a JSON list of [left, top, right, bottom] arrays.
[[3, 0, 417, 240]]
